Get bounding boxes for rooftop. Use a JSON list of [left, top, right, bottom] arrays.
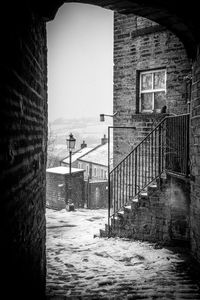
[[46, 166, 85, 175], [62, 147, 94, 164], [79, 143, 112, 166]]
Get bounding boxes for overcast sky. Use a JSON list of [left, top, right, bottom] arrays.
[[47, 3, 113, 122]]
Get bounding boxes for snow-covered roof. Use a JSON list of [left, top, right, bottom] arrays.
[[62, 147, 94, 164], [89, 179, 108, 183], [78, 143, 110, 166], [46, 166, 85, 175]]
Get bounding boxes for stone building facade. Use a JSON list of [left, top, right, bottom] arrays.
[[77, 139, 109, 209], [61, 135, 109, 181], [61, 137, 109, 209], [78, 142, 108, 181], [110, 12, 193, 248], [113, 13, 192, 165]]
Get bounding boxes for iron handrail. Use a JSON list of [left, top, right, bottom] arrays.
[[110, 113, 189, 175], [108, 113, 190, 232]]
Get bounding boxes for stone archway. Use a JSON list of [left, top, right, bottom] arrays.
[[36, 0, 200, 58], [1, 1, 200, 298]]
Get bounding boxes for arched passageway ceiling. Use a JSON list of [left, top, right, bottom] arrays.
[[32, 0, 200, 58]]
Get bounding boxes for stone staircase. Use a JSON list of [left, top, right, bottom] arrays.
[[100, 175, 190, 245]]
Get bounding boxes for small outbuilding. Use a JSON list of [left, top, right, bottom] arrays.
[[46, 166, 85, 210]]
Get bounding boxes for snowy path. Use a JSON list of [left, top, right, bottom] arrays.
[[46, 208, 200, 299]]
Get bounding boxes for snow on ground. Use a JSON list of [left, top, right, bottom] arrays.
[[46, 208, 200, 299]]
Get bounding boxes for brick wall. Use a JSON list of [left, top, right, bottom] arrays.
[[190, 49, 200, 263], [113, 13, 192, 165], [85, 180, 108, 209], [113, 114, 166, 165], [46, 169, 85, 209], [46, 172, 66, 210], [111, 175, 190, 244], [0, 5, 47, 298]]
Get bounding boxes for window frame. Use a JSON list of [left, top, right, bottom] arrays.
[[104, 170, 107, 179], [139, 69, 166, 113]]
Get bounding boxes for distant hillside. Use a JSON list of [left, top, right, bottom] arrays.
[[48, 117, 112, 161]]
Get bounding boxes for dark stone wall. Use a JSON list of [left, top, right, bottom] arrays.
[[0, 5, 47, 299], [190, 48, 200, 263]]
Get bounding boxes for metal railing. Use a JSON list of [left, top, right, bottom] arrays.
[[108, 114, 190, 230], [165, 114, 190, 176]]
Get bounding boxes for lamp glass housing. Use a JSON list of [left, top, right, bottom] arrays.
[[100, 114, 105, 122], [66, 133, 76, 151]]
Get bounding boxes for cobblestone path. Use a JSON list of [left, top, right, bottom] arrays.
[[46, 208, 200, 299]]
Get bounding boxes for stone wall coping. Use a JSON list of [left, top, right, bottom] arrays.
[[46, 166, 85, 175]]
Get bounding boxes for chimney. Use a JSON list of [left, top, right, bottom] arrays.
[[81, 140, 87, 149], [101, 134, 108, 145]]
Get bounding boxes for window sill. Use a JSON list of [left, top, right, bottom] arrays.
[[132, 113, 169, 120], [134, 112, 169, 116]]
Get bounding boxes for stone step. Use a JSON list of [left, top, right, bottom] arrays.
[[150, 183, 157, 188], [111, 216, 120, 226], [147, 183, 158, 195], [117, 210, 124, 218], [138, 197, 150, 208], [132, 197, 139, 202], [99, 229, 107, 238], [124, 205, 132, 213], [156, 176, 168, 189], [105, 223, 109, 233], [131, 197, 139, 210], [140, 191, 148, 199], [100, 176, 167, 240]]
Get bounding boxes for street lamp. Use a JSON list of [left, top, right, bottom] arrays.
[[100, 111, 118, 122], [66, 133, 76, 211]]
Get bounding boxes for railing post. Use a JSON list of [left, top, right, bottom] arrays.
[[186, 114, 190, 177], [165, 117, 169, 171], [135, 147, 138, 195], [158, 124, 162, 175], [108, 126, 111, 236]]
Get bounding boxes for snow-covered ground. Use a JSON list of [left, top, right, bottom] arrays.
[[46, 208, 200, 299]]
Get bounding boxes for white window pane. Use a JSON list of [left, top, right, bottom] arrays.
[[141, 93, 153, 111], [153, 71, 165, 89], [141, 73, 152, 90], [154, 91, 166, 110]]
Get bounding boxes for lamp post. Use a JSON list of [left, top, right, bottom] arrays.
[[66, 133, 76, 211], [100, 113, 136, 235]]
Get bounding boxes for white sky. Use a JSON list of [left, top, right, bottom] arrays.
[[47, 3, 113, 122]]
